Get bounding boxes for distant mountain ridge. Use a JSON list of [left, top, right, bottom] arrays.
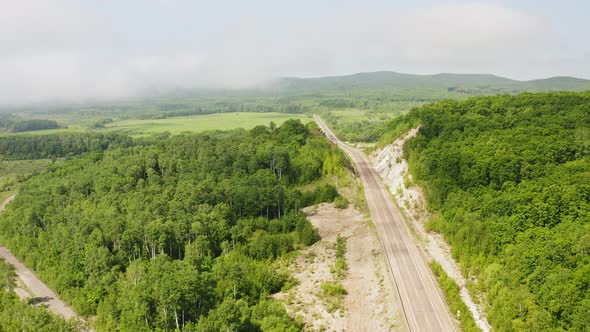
[[274, 71, 590, 94], [4, 71, 589, 108]]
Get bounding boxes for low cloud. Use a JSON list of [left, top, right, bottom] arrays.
[[0, 1, 587, 104]]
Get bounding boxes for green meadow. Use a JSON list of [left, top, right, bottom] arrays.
[[104, 112, 311, 136], [1, 112, 311, 138]]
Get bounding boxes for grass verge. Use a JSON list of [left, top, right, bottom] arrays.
[[429, 260, 480, 332], [330, 235, 348, 278], [320, 281, 347, 313]]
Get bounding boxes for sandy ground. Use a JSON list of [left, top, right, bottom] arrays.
[[370, 128, 491, 332], [0, 195, 91, 330], [0, 194, 15, 210], [275, 203, 406, 331]]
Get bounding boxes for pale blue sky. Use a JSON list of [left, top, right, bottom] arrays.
[[1, 0, 589, 102]]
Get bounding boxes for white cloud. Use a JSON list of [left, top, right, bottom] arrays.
[[0, 1, 99, 56], [0, 1, 587, 104]]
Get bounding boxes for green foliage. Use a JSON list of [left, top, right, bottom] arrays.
[[320, 282, 347, 297], [0, 115, 60, 134], [296, 217, 320, 246], [0, 159, 60, 202], [392, 92, 590, 331], [319, 281, 347, 314], [429, 261, 479, 332], [0, 258, 15, 293], [87, 118, 113, 129], [0, 132, 133, 159], [320, 109, 406, 142], [335, 235, 346, 259], [333, 195, 349, 209], [299, 184, 341, 207], [0, 259, 77, 331], [10, 119, 60, 133], [0, 120, 348, 331], [331, 235, 348, 278], [249, 300, 301, 332]]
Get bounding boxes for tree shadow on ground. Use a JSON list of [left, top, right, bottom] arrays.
[[27, 296, 52, 306]]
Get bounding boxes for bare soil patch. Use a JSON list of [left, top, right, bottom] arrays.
[[275, 203, 406, 331]]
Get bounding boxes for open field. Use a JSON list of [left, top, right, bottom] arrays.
[[5, 126, 85, 136], [1, 112, 311, 137], [104, 112, 310, 136]]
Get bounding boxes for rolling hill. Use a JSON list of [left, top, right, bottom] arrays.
[[274, 71, 590, 95]]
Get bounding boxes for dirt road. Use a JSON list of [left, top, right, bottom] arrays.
[[314, 115, 456, 331], [0, 195, 81, 322]]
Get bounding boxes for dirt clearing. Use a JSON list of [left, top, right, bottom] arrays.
[[275, 203, 406, 331]]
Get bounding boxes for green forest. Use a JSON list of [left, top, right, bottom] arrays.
[[0, 116, 60, 134], [388, 92, 590, 331], [0, 133, 134, 160], [0, 120, 349, 331]]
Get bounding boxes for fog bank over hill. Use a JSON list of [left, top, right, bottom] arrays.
[[3, 71, 590, 110]]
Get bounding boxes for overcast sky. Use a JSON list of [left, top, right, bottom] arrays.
[[1, 0, 589, 104]]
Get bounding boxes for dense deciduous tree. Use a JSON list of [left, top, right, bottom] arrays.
[[389, 92, 590, 331], [0, 120, 348, 331], [0, 133, 133, 159]]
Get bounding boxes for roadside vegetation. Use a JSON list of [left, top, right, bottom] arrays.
[[331, 235, 348, 279], [429, 261, 479, 332], [320, 281, 347, 313], [0, 159, 61, 202], [317, 109, 403, 142], [0, 258, 78, 331], [0, 120, 350, 331], [388, 92, 590, 331], [320, 234, 349, 314]]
